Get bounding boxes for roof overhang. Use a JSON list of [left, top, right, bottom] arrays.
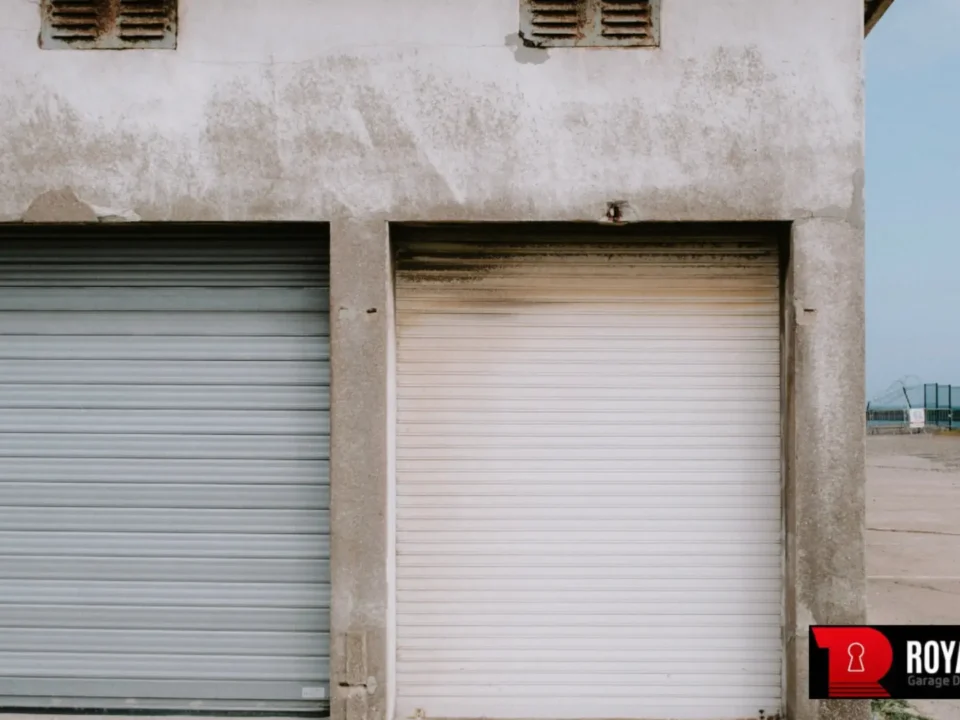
[[865, 0, 896, 36]]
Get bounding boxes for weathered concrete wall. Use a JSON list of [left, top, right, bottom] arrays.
[[0, 0, 862, 224], [0, 1, 866, 720]]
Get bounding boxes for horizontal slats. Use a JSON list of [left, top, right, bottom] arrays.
[[0, 482, 327, 508], [398, 285, 776, 300], [399, 524, 778, 536], [0, 556, 329, 582], [0, 235, 328, 261], [398, 303, 776, 317], [400, 332, 779, 347], [117, 0, 174, 40], [400, 664, 780, 676], [0, 236, 329, 710], [399, 530, 780, 542], [401, 612, 780, 627], [0, 409, 328, 434], [0, 653, 327, 680], [401, 350, 777, 366], [0, 679, 324, 710], [399, 373, 778, 388], [398, 577, 781, 592], [0, 384, 329, 409], [398, 567, 779, 581], [0, 629, 327, 656], [398, 683, 778, 696], [398, 392, 779, 406], [0, 581, 328, 607], [396, 238, 780, 720], [389, 700, 778, 720], [399, 549, 781, 565], [0, 532, 329, 558], [601, 0, 653, 39], [0, 605, 329, 631], [399, 601, 778, 615], [0, 434, 328, 459], [0, 508, 329, 533], [0, 458, 326, 483], [0, 312, 328, 335], [42, 0, 177, 48], [398, 624, 781, 640], [399, 541, 780, 557], [398, 485, 779, 502], [399, 459, 780, 472], [401, 362, 781, 377], [399, 622, 780, 640], [0, 288, 327, 311], [397, 236, 776, 257], [0, 359, 328, 384], [0, 264, 326, 286], [0, 336, 328, 360], [398, 421, 780, 436], [526, 0, 580, 39], [398, 269, 778, 284], [398, 509, 780, 524], [398, 588, 781, 603], [46, 0, 101, 40], [398, 476, 778, 491], [398, 446, 780, 460]]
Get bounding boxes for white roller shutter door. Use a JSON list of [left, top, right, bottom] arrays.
[[0, 228, 330, 713], [395, 234, 782, 720]]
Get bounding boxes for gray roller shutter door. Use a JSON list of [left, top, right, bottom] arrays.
[[0, 227, 330, 713]]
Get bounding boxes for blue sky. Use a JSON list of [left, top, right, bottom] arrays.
[[866, 0, 960, 398]]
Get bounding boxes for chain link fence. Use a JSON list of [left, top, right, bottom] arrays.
[[866, 383, 960, 432]]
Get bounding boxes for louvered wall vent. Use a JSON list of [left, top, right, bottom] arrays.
[[41, 0, 177, 50], [520, 0, 659, 47]]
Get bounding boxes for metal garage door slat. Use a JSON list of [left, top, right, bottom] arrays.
[[395, 236, 782, 720], [0, 531, 331, 557], [1, 605, 330, 631], [0, 359, 330, 384], [0, 409, 330, 433], [0, 679, 324, 705], [0, 288, 329, 311], [0, 312, 329, 335], [0, 458, 326, 482], [0, 232, 330, 713], [0, 483, 329, 508], [0, 385, 330, 409]]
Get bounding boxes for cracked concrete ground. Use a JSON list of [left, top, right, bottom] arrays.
[[868, 434, 960, 720]]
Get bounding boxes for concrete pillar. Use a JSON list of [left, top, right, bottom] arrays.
[[785, 218, 869, 720], [329, 218, 391, 720]]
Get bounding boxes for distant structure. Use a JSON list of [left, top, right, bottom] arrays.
[[867, 376, 924, 410], [867, 377, 960, 432]]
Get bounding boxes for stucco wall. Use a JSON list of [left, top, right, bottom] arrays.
[[0, 0, 862, 224], [0, 2, 867, 720]]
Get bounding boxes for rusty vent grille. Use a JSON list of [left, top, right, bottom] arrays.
[[600, 0, 656, 44], [520, 0, 659, 47], [41, 0, 177, 50], [524, 0, 584, 43]]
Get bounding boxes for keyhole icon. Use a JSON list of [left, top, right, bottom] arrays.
[[848, 642, 866, 672]]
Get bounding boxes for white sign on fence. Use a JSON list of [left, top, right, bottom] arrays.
[[909, 408, 926, 429]]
